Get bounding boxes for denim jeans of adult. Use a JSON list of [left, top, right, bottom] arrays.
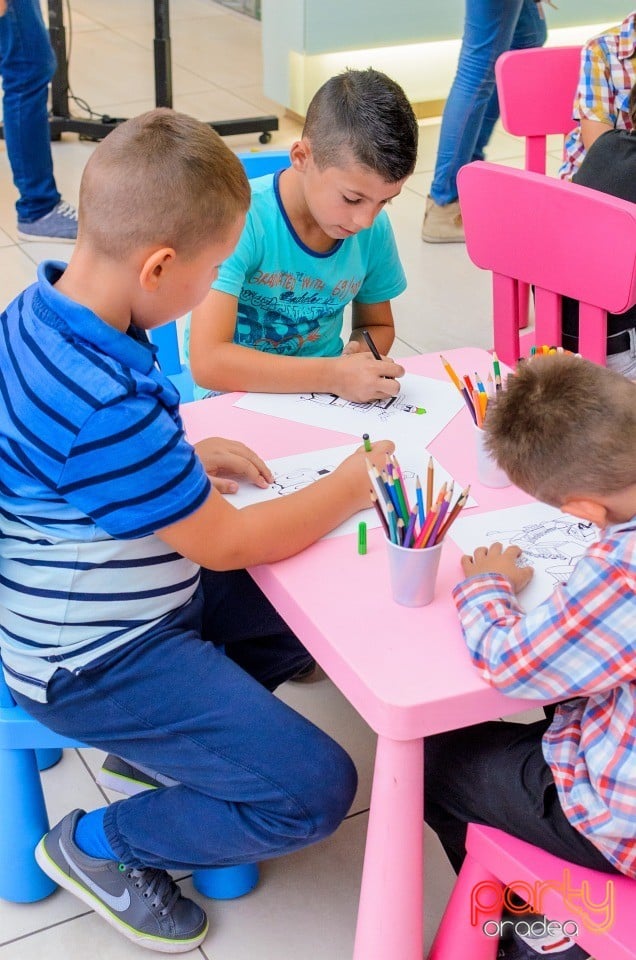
[[13, 568, 357, 870], [0, 0, 60, 221], [430, 0, 547, 206], [424, 719, 618, 876]]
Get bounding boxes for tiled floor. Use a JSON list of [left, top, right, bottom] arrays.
[[0, 3, 552, 958]]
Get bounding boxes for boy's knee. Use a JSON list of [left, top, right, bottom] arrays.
[[304, 740, 358, 842]]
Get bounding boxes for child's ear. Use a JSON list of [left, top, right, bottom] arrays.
[[139, 247, 176, 292], [290, 138, 311, 172], [560, 497, 608, 528]]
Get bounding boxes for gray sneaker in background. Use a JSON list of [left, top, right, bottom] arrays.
[[97, 754, 180, 797], [17, 200, 78, 242], [35, 809, 208, 953]]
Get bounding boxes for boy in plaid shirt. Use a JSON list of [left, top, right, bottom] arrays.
[[559, 12, 636, 180], [426, 355, 636, 960]]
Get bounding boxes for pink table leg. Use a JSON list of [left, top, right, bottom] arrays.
[[353, 735, 424, 960]]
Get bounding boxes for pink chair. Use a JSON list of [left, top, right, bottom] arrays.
[[429, 822, 635, 960], [457, 160, 636, 366], [495, 46, 581, 175], [494, 45, 581, 328]]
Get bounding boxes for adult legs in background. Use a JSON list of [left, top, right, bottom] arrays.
[[422, 0, 546, 243], [0, 0, 78, 238]]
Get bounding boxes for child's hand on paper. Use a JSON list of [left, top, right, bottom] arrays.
[[195, 438, 273, 494], [331, 351, 405, 403], [460, 542, 534, 594]]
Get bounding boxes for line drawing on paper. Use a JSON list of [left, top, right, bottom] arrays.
[[486, 518, 596, 583], [298, 392, 426, 420]]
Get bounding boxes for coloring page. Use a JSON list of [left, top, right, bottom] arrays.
[[225, 443, 477, 540], [449, 502, 598, 611], [233, 373, 464, 450]]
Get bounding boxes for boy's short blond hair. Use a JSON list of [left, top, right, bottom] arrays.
[[484, 355, 636, 505], [78, 108, 250, 260]]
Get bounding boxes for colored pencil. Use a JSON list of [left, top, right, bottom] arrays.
[[427, 486, 452, 546], [362, 432, 372, 453], [440, 354, 464, 392], [415, 474, 425, 526], [369, 489, 390, 538], [391, 454, 412, 515], [387, 502, 398, 544], [366, 458, 391, 511], [403, 508, 418, 549], [492, 352, 502, 391], [435, 485, 471, 541], [426, 456, 434, 514]]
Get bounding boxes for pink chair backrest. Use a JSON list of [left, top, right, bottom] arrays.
[[457, 161, 636, 365], [495, 46, 582, 173]]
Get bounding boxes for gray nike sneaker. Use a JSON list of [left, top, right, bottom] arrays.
[[35, 809, 208, 953], [97, 754, 180, 797]]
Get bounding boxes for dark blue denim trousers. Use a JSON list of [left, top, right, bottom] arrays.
[[424, 719, 618, 876], [14, 569, 357, 870], [430, 0, 547, 205], [0, 0, 60, 221]]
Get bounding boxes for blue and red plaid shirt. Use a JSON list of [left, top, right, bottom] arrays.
[[453, 518, 636, 877]]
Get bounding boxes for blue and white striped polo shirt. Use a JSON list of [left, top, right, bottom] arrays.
[[0, 261, 210, 702]]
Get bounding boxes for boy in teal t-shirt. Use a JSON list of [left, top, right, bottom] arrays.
[[187, 68, 419, 403]]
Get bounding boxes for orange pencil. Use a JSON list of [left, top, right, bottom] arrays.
[[472, 389, 484, 427], [440, 354, 463, 392]]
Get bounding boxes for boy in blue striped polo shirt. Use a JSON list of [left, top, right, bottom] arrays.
[[0, 109, 393, 953]]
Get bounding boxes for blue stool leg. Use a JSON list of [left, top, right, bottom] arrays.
[[193, 864, 259, 900], [36, 747, 63, 771], [0, 747, 57, 902]]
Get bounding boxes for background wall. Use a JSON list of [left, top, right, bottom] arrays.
[[262, 1, 629, 115]]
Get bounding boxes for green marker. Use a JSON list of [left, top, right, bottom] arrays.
[[363, 433, 372, 453], [358, 521, 367, 555]]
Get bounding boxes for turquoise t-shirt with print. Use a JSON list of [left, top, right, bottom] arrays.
[[187, 170, 406, 398]]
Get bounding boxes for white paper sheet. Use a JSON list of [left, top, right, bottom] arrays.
[[449, 502, 597, 611], [234, 373, 464, 450], [226, 443, 477, 540]]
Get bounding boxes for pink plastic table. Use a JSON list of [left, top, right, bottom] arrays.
[[181, 347, 547, 960]]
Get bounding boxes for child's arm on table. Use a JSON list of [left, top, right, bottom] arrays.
[[189, 288, 404, 402], [454, 539, 634, 700], [345, 300, 396, 357], [156, 439, 394, 569]]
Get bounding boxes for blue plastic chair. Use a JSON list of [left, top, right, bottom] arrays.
[[150, 149, 291, 401], [0, 662, 257, 902]]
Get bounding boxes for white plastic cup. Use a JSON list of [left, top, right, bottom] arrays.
[[385, 539, 443, 607], [474, 425, 510, 488]]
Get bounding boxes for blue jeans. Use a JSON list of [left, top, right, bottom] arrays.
[[424, 720, 618, 875], [14, 568, 357, 870], [0, 0, 60, 221], [430, 0, 547, 205]]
